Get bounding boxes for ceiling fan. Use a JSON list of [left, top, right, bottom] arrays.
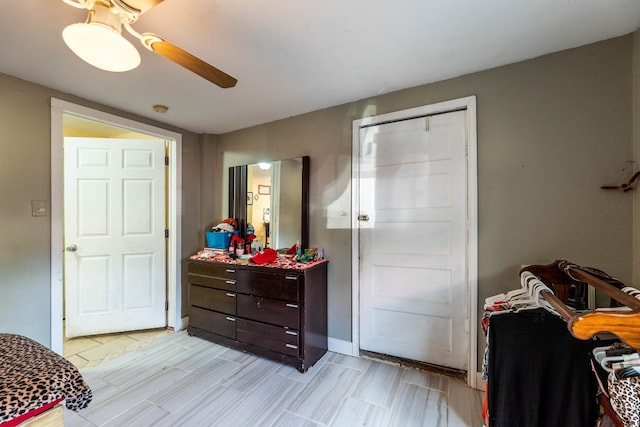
[[61, 0, 237, 88]]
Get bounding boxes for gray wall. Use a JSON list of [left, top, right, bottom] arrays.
[[212, 35, 636, 366], [0, 73, 202, 347]]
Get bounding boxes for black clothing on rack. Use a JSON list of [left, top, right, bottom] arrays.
[[487, 308, 598, 427]]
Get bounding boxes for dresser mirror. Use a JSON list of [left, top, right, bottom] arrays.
[[229, 156, 309, 250]]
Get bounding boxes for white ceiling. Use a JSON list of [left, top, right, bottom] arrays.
[[2, 1, 640, 134]]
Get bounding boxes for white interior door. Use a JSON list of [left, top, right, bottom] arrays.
[[64, 138, 166, 337], [358, 110, 469, 370]]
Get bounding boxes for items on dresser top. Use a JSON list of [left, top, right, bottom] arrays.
[[191, 249, 325, 269], [187, 257, 328, 373], [206, 218, 240, 250]]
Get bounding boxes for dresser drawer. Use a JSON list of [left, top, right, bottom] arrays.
[[189, 263, 237, 279], [190, 285, 236, 315], [236, 270, 300, 301], [188, 264, 237, 292], [237, 318, 300, 357], [188, 275, 236, 292], [190, 306, 237, 339], [237, 295, 300, 328]]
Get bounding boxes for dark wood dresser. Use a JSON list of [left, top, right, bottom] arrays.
[[187, 257, 328, 372]]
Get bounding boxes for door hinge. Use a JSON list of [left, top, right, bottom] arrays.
[[165, 301, 169, 311], [425, 116, 430, 132], [165, 229, 169, 238], [165, 156, 169, 166]]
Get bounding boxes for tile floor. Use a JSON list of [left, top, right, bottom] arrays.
[[64, 328, 173, 371], [63, 330, 485, 426]]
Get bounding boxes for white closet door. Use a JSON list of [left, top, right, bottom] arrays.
[[358, 110, 469, 370]]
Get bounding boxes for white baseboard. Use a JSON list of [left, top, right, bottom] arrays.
[[179, 316, 189, 331], [328, 338, 355, 356]]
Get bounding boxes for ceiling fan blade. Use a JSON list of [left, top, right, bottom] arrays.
[[118, 0, 166, 14], [145, 35, 237, 88]]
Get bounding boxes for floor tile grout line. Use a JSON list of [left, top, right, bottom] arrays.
[[277, 409, 330, 427]]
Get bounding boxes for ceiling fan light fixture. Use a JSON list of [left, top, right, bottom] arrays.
[[63, 18, 141, 72], [60, 0, 238, 88]]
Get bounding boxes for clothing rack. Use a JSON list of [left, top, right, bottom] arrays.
[[521, 260, 640, 350], [521, 260, 640, 427]]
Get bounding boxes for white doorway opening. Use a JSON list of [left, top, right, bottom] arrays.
[[50, 98, 183, 354]]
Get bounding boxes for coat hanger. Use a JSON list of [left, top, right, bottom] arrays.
[[601, 171, 640, 192]]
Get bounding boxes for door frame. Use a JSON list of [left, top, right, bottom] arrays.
[[50, 98, 183, 354], [351, 95, 478, 388]]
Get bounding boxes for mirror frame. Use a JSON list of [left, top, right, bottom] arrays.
[[228, 156, 309, 249]]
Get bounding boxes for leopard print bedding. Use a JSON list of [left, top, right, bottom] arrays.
[[608, 372, 640, 427], [0, 334, 92, 423]]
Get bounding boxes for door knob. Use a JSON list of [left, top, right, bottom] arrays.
[[357, 214, 369, 222], [66, 244, 77, 252]]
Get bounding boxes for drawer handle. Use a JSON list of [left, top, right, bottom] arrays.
[[285, 275, 298, 280], [285, 303, 299, 309], [286, 344, 298, 349], [226, 317, 236, 322], [226, 269, 235, 273], [285, 330, 298, 336], [226, 293, 236, 297], [225, 280, 236, 285]]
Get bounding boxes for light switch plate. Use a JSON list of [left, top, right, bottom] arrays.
[[32, 200, 46, 217]]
